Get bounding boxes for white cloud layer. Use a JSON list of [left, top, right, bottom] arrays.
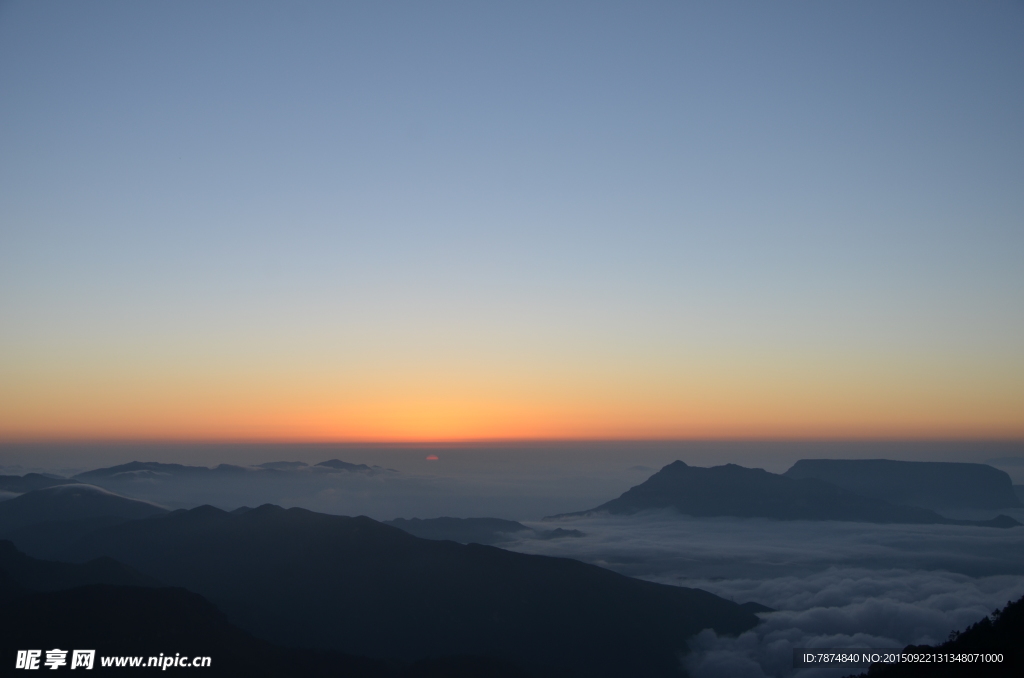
[[509, 512, 1024, 678]]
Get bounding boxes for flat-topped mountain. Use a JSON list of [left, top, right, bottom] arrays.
[[385, 517, 583, 544], [60, 504, 757, 677], [561, 461, 1020, 526], [784, 459, 1023, 510]]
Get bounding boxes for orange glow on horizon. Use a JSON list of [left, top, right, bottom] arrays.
[[3, 401, 1022, 444], [3, 344, 1022, 444]]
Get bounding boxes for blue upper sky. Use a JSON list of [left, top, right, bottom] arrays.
[[1, 1, 1022, 440]]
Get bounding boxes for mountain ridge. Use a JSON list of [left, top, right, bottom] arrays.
[[58, 502, 757, 677], [554, 461, 1021, 527], [784, 459, 1022, 510]]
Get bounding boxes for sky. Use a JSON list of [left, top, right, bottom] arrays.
[[1, 1, 1023, 442]]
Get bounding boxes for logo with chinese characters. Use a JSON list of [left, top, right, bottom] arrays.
[[15, 650, 95, 670]]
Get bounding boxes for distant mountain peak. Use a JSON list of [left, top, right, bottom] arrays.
[[553, 460, 1018, 526], [74, 461, 205, 482], [314, 459, 373, 472], [256, 461, 308, 470]]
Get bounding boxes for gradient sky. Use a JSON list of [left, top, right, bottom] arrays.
[[1, 1, 1022, 442]]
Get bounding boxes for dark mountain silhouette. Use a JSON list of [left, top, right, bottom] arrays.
[[785, 459, 1023, 511], [75, 461, 250, 482], [256, 461, 309, 470], [560, 461, 1021, 526], [0, 484, 167, 532], [60, 504, 757, 677], [0, 472, 75, 494], [0, 484, 168, 559], [0, 541, 523, 677], [385, 517, 583, 545], [0, 589, 529, 677], [0, 539, 157, 592], [0, 566, 26, 599], [4, 515, 138, 561], [1, 587, 522, 676], [75, 459, 380, 478], [314, 459, 373, 471], [1015, 486, 1024, 503], [0, 585, 391, 677], [847, 595, 1024, 677], [65, 460, 402, 513]]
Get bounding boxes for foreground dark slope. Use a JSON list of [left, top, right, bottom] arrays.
[[61, 504, 757, 677], [0, 586, 394, 678], [848, 594, 1024, 678], [0, 539, 157, 591], [566, 461, 1019, 525], [0, 543, 521, 677]]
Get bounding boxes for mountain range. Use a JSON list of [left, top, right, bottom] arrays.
[[784, 459, 1022, 510], [0, 484, 168, 559], [61, 460, 391, 512], [57, 503, 757, 677], [73, 460, 379, 483], [0, 541, 522, 677], [3, 456, 1017, 675], [558, 461, 1021, 526]]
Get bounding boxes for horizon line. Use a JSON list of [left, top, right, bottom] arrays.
[[2, 435, 1023, 447]]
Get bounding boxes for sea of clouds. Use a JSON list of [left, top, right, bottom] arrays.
[[508, 512, 1024, 678], [5, 446, 1023, 677]]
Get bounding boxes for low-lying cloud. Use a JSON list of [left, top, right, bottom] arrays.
[[508, 512, 1024, 677]]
